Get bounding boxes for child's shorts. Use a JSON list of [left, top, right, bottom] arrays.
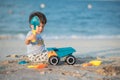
[[27, 51, 48, 63]]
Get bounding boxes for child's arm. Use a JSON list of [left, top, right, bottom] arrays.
[[25, 34, 36, 45]]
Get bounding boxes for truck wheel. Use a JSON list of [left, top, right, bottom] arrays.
[[65, 55, 76, 65], [49, 56, 60, 65]]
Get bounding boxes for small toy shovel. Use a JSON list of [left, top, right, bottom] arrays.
[[30, 16, 40, 42]]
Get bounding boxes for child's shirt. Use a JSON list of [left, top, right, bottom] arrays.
[[26, 31, 46, 55]]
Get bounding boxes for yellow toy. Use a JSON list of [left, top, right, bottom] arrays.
[[89, 60, 102, 66]]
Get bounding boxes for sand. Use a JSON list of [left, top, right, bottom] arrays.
[[0, 39, 120, 80]]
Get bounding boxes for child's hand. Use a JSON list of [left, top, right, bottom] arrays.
[[29, 34, 36, 41], [25, 33, 36, 45]]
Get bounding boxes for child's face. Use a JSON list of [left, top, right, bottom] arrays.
[[31, 22, 45, 34], [36, 22, 44, 34]]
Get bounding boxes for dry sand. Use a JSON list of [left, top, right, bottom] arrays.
[[0, 39, 120, 80]]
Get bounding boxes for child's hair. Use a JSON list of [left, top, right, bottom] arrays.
[[29, 11, 47, 24]]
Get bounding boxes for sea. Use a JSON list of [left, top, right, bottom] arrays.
[[0, 0, 120, 40]]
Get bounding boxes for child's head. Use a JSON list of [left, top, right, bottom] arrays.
[[29, 11, 47, 34]]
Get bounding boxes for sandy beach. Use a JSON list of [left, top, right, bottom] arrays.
[[0, 39, 120, 80], [0, 0, 120, 80]]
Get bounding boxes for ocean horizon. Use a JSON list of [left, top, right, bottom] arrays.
[[0, 0, 120, 40]]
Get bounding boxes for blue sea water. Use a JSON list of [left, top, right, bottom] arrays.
[[0, 0, 120, 39]]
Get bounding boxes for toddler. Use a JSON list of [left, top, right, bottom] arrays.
[[25, 11, 48, 63]]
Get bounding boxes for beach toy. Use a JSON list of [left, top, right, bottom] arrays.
[[82, 63, 93, 67], [27, 65, 36, 68], [18, 60, 28, 65], [36, 64, 47, 69], [89, 60, 102, 66], [47, 47, 76, 65], [27, 63, 47, 69], [30, 16, 40, 42]]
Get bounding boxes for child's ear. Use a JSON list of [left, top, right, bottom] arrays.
[[30, 25, 34, 30]]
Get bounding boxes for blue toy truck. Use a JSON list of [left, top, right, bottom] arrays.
[[47, 47, 76, 65]]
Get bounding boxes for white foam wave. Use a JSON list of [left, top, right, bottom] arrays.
[[0, 34, 26, 40], [43, 35, 120, 40], [0, 34, 120, 40]]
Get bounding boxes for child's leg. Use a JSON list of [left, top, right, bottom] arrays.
[[27, 54, 37, 62], [36, 51, 48, 63], [27, 51, 48, 63]]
